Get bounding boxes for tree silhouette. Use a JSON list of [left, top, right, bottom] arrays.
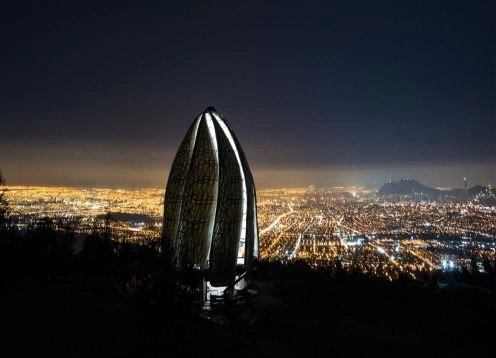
[[103, 211, 112, 242], [470, 256, 479, 275]]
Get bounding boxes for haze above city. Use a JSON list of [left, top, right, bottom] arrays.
[[1, 1, 494, 188]]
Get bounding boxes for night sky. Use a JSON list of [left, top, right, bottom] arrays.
[[1, 1, 494, 188]]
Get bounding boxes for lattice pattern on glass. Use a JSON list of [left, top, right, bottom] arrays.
[[162, 108, 259, 286]]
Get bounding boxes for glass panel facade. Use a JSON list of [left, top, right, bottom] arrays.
[[162, 107, 259, 286]]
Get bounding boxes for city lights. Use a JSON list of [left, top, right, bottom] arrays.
[[4, 185, 496, 281]]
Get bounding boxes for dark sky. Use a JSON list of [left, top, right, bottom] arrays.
[[1, 0, 495, 188]]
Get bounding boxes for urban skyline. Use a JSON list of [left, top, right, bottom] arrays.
[[3, 184, 495, 280]]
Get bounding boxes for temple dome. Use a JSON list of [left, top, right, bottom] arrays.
[[162, 107, 258, 286]]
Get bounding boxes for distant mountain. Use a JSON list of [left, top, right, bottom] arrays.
[[467, 185, 487, 197], [378, 179, 441, 199], [378, 179, 496, 203]]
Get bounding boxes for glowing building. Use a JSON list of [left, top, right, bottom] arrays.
[[162, 107, 258, 295]]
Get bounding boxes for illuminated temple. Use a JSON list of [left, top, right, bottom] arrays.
[[162, 107, 258, 301]]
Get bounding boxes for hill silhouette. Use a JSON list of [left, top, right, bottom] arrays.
[[378, 179, 441, 199], [378, 178, 495, 202]]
